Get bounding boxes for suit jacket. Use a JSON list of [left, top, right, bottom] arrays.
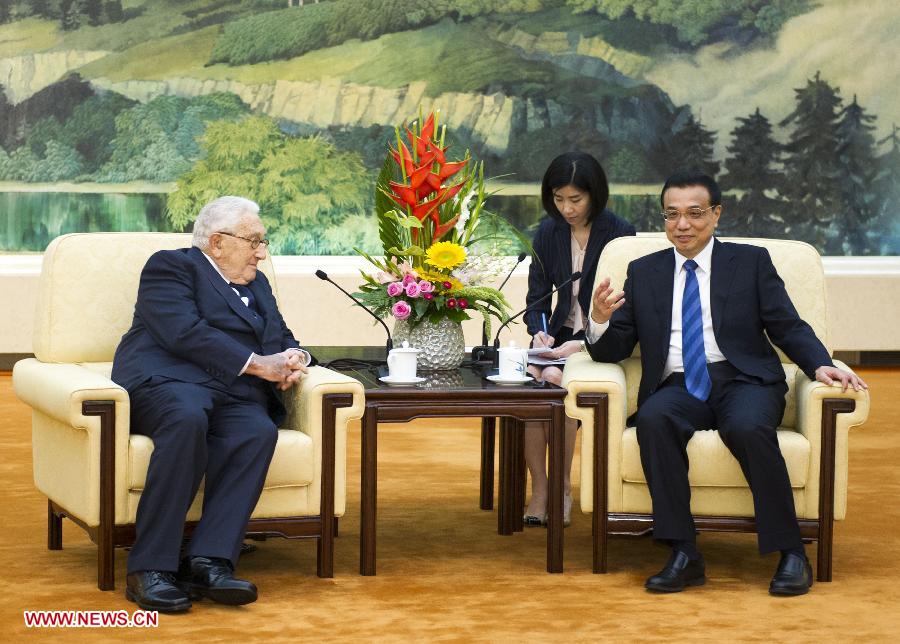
[[111, 246, 307, 423], [525, 210, 636, 338], [586, 239, 833, 408]]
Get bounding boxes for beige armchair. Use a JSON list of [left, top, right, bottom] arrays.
[[563, 235, 869, 581], [13, 232, 364, 590]]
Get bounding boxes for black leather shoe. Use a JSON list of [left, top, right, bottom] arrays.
[[769, 552, 813, 596], [178, 556, 257, 605], [125, 571, 191, 613], [645, 550, 706, 593]]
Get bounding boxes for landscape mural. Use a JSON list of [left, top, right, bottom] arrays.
[[0, 0, 897, 255]]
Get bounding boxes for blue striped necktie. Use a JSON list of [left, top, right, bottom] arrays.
[[681, 260, 711, 401]]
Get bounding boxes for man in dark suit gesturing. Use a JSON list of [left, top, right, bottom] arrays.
[[112, 196, 312, 612], [586, 171, 866, 595]]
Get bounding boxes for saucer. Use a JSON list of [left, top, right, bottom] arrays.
[[486, 374, 533, 384], [378, 375, 426, 385]]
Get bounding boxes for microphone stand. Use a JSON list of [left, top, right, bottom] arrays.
[[472, 270, 582, 366], [315, 270, 393, 359], [482, 252, 528, 346]]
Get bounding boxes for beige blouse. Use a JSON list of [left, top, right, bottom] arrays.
[[563, 230, 587, 332]]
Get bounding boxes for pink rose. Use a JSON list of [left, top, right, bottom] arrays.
[[423, 292, 434, 301], [418, 280, 434, 293], [405, 282, 421, 297], [402, 273, 417, 286], [386, 282, 404, 297], [391, 301, 412, 320]]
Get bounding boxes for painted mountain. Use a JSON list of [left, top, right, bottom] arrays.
[[1, 0, 897, 255]]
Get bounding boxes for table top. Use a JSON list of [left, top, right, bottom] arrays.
[[309, 345, 566, 400]]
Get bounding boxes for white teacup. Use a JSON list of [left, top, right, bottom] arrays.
[[387, 342, 419, 380], [497, 345, 528, 380]]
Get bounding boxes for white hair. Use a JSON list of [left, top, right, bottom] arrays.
[[191, 196, 260, 250]]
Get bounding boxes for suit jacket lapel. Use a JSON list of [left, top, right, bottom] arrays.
[[710, 238, 736, 336], [553, 222, 572, 281], [189, 247, 262, 334], [653, 249, 675, 358]]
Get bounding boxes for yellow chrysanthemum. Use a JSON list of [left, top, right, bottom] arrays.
[[425, 241, 466, 270]]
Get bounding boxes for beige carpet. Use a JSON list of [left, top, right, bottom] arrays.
[[1, 369, 898, 641]]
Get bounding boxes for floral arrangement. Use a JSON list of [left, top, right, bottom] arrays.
[[355, 111, 513, 335]]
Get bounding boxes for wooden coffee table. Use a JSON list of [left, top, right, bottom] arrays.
[[319, 348, 567, 576]]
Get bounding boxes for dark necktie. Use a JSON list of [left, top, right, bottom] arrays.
[[681, 260, 711, 401], [230, 283, 257, 312]]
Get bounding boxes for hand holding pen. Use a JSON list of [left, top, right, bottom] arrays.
[[533, 312, 555, 349]]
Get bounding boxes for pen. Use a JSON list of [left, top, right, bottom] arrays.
[[541, 312, 548, 337]]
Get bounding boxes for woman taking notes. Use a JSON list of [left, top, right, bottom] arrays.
[[523, 151, 635, 525]]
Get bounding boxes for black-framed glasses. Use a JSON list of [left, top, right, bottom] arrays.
[[216, 231, 270, 249], [660, 206, 716, 222]]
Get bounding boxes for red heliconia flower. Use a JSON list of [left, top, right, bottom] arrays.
[[439, 159, 468, 179], [432, 215, 459, 240], [388, 181, 418, 207]]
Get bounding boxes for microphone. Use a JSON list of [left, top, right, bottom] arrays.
[[471, 270, 582, 364], [482, 252, 528, 345], [315, 270, 393, 356]]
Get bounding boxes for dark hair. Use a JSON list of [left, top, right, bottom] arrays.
[[660, 170, 722, 207], [541, 152, 610, 223]]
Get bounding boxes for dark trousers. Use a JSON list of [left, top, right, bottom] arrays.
[[126, 377, 278, 574], [635, 362, 802, 554]]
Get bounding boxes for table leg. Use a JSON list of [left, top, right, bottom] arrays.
[[480, 417, 496, 511], [514, 420, 525, 532], [360, 404, 378, 575], [497, 417, 516, 536], [547, 402, 565, 573]]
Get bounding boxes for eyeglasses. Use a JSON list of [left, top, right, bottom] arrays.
[[216, 231, 270, 249], [660, 206, 716, 222]]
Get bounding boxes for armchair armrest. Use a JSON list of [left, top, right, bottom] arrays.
[[12, 358, 131, 525], [793, 359, 870, 521], [561, 352, 629, 515], [282, 366, 365, 516]]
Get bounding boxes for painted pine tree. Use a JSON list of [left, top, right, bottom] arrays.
[[721, 108, 785, 238], [874, 125, 900, 253], [835, 96, 880, 254], [780, 72, 843, 253], [670, 114, 720, 177]]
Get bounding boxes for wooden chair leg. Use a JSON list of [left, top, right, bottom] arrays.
[[48, 501, 62, 550]]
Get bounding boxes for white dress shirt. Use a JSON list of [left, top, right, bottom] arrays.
[[586, 238, 725, 377], [202, 252, 311, 374]]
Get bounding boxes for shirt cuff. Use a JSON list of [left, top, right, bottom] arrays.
[[585, 319, 609, 344], [239, 353, 254, 376]]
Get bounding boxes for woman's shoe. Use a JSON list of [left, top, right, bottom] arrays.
[[563, 493, 573, 527], [523, 513, 547, 527]]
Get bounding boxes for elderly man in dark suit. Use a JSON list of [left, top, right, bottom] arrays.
[[111, 196, 312, 612], [586, 171, 866, 596]]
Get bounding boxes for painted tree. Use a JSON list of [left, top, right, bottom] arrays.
[[60, 0, 83, 30], [874, 125, 900, 253], [721, 108, 786, 237], [669, 113, 719, 177], [834, 95, 880, 254], [85, 0, 102, 25], [0, 0, 11, 24], [103, 0, 123, 22], [780, 72, 843, 252], [167, 115, 373, 254]]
